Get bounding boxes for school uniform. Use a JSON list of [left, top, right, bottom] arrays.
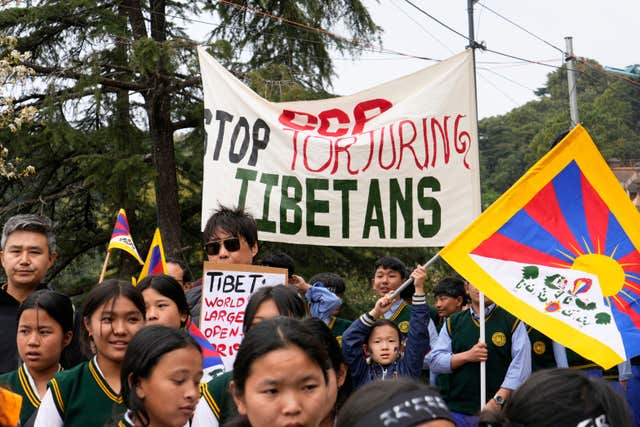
[[526, 326, 567, 371], [427, 304, 531, 425], [384, 299, 411, 334], [328, 316, 352, 346], [192, 371, 235, 427], [0, 283, 49, 374], [118, 410, 192, 427], [0, 363, 55, 426], [342, 294, 430, 389], [117, 411, 136, 427], [34, 357, 125, 427]]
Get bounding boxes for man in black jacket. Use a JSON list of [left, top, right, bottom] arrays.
[[0, 214, 57, 374]]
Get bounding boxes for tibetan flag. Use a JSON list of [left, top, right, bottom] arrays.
[[137, 228, 167, 282], [107, 209, 143, 264], [441, 124, 640, 369], [187, 321, 226, 379]]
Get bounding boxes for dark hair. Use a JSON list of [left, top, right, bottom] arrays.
[[232, 317, 330, 397], [80, 279, 146, 356], [309, 272, 346, 296], [17, 290, 74, 366], [242, 285, 306, 333], [121, 325, 202, 427], [433, 277, 469, 304], [337, 378, 451, 427], [259, 251, 295, 277], [373, 256, 414, 299], [137, 274, 190, 327], [302, 317, 353, 410], [478, 368, 633, 427], [1, 214, 56, 254], [165, 257, 194, 283], [365, 319, 402, 347], [373, 256, 408, 279], [203, 205, 258, 248], [18, 289, 73, 332]]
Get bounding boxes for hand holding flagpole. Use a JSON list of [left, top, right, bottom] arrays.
[[389, 253, 441, 300]]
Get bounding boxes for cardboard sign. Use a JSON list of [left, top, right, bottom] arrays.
[[199, 262, 288, 370]]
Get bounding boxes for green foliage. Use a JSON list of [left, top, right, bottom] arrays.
[[479, 59, 640, 207]]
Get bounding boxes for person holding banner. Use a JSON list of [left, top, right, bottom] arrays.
[[187, 206, 259, 325], [342, 265, 429, 389], [427, 282, 531, 427]]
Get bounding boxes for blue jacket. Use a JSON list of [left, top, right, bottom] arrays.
[[342, 295, 430, 389]]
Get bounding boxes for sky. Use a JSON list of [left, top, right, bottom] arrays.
[[330, 0, 639, 119]]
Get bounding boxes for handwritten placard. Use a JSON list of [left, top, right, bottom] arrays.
[[199, 262, 288, 370]]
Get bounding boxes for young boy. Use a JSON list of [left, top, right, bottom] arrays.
[[342, 265, 430, 389], [370, 256, 416, 333], [433, 277, 468, 328], [427, 282, 531, 426]]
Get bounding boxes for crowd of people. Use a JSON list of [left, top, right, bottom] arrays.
[[0, 208, 638, 427]]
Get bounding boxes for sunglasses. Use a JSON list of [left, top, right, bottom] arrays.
[[203, 237, 241, 256]]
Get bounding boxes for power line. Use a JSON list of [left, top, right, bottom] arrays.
[[476, 72, 521, 107], [401, 0, 470, 42], [389, 0, 455, 54], [476, 2, 564, 54], [478, 67, 536, 92], [482, 48, 562, 70], [575, 58, 640, 90]]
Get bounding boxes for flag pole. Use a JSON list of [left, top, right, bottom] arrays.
[[466, 0, 487, 410], [389, 253, 441, 300], [98, 250, 111, 283]]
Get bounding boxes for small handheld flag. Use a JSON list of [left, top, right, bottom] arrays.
[[137, 228, 167, 283], [107, 209, 143, 265], [187, 321, 226, 379]]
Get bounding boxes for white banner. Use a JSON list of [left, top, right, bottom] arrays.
[[198, 47, 481, 246]]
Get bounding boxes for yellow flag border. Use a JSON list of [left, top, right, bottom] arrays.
[[441, 124, 639, 368]]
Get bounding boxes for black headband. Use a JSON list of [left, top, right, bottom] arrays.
[[353, 389, 453, 427]]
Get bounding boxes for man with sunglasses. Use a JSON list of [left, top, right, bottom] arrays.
[[187, 205, 259, 325]]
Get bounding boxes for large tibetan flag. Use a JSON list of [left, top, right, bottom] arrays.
[[107, 209, 143, 264], [187, 321, 225, 379], [137, 228, 167, 282], [441, 124, 640, 369]]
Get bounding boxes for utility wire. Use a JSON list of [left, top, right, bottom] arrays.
[[401, 0, 470, 42], [389, 0, 455, 54], [478, 67, 536, 92], [477, 72, 521, 107], [482, 48, 562, 70], [476, 2, 564, 54], [575, 58, 640, 90]]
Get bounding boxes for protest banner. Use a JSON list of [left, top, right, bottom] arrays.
[[198, 47, 481, 247], [199, 262, 288, 370], [441, 125, 640, 368]]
